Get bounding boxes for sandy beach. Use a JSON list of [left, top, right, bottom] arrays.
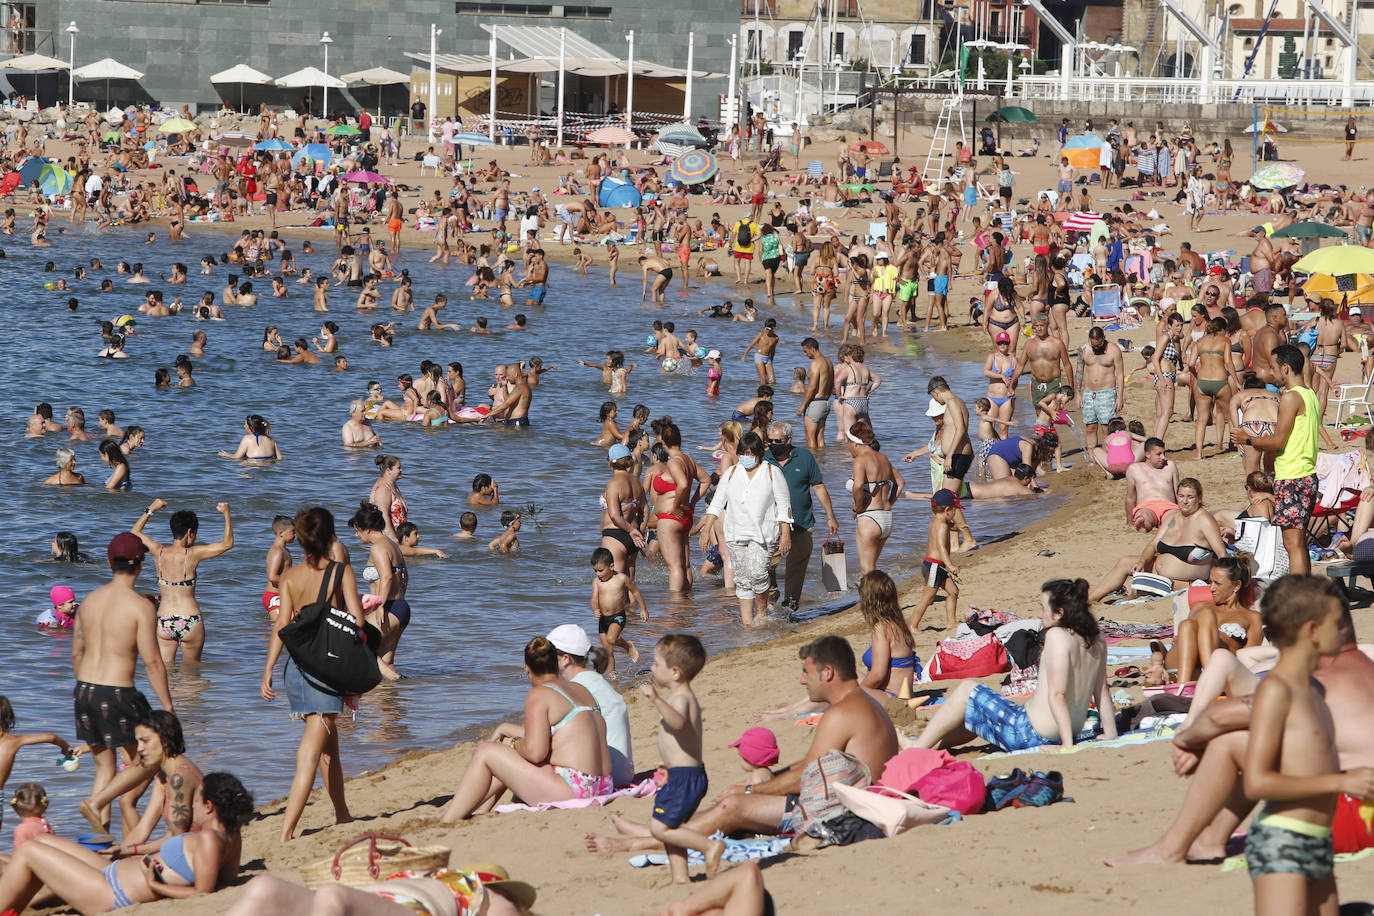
[[24, 116, 1374, 914]]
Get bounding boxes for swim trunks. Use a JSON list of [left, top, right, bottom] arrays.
[[897, 278, 920, 302], [1057, 180, 1072, 194], [387, 218, 403, 234], [804, 398, 832, 424], [945, 451, 973, 481], [74, 681, 152, 750], [598, 610, 628, 635], [1080, 387, 1117, 426], [1252, 268, 1274, 293], [1029, 378, 1062, 409], [527, 284, 547, 304], [1131, 499, 1181, 527], [1246, 812, 1333, 881], [751, 193, 765, 205], [1359, 225, 1372, 242], [922, 557, 949, 588], [964, 684, 1047, 752], [754, 353, 773, 365], [1272, 474, 1318, 530], [262, 589, 280, 613], [932, 275, 950, 296], [652, 765, 709, 827], [963, 187, 976, 206], [503, 417, 531, 428], [733, 251, 754, 261]]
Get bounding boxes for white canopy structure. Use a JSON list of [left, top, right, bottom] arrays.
[[274, 66, 345, 89], [341, 66, 410, 117], [210, 64, 273, 111], [1, 53, 70, 71], [73, 57, 145, 109], [405, 25, 722, 145]]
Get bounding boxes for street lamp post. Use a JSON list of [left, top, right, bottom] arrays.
[[65, 21, 78, 108], [320, 31, 333, 118], [429, 24, 442, 141]]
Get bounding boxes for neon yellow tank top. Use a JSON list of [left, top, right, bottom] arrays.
[[1275, 386, 1319, 480]]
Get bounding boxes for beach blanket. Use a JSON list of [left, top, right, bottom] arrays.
[[1099, 619, 1174, 640], [628, 834, 792, 868], [978, 722, 1178, 760], [492, 777, 656, 813]]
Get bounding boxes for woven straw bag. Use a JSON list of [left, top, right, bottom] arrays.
[[300, 833, 451, 888]]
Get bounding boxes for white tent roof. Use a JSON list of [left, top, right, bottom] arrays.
[[1, 53, 69, 72], [402, 51, 721, 79], [73, 58, 144, 81], [211, 64, 273, 85], [339, 66, 410, 85], [273, 66, 345, 89], [481, 24, 616, 61]]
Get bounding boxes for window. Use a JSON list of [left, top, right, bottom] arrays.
[[740, 0, 775, 13], [909, 33, 927, 65], [746, 29, 763, 61], [455, 2, 554, 14], [197, 0, 270, 5], [831, 32, 844, 59], [788, 30, 804, 60], [989, 9, 1002, 36], [564, 5, 612, 17]]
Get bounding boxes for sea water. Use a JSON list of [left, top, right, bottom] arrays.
[[3, 224, 1067, 834]]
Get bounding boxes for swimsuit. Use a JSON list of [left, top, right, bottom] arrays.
[[541, 684, 613, 797], [1156, 541, 1217, 564], [158, 833, 196, 883], [653, 472, 693, 528], [1246, 810, 1333, 881], [156, 551, 201, 640], [103, 863, 134, 909], [598, 610, 628, 634]]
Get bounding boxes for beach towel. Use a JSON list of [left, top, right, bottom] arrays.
[[628, 834, 791, 868], [1098, 619, 1174, 640], [979, 722, 1178, 760], [491, 777, 656, 814]]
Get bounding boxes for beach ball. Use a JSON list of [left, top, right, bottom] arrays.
[[661, 357, 680, 373], [694, 347, 707, 359], [43, 281, 55, 290], [506, 243, 519, 253], [647, 335, 658, 346]]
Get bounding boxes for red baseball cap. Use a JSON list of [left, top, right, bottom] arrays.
[[107, 532, 146, 564], [995, 331, 1011, 343]]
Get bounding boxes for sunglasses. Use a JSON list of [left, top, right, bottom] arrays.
[[767, 438, 788, 445]]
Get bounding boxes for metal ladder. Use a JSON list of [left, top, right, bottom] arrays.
[[922, 93, 964, 186]]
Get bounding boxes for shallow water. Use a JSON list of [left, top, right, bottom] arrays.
[[4, 224, 1067, 835]]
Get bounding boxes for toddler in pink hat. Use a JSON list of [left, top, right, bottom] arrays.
[[729, 726, 780, 784]]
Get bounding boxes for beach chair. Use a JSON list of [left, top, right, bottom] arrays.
[[867, 221, 888, 245], [1091, 285, 1122, 325], [419, 154, 442, 176], [807, 160, 824, 181], [1331, 370, 1374, 426]]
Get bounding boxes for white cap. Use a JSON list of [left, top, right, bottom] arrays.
[[707, 349, 721, 359], [547, 624, 592, 657], [874, 250, 890, 260], [926, 398, 947, 417]]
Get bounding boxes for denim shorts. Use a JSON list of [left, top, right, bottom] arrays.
[[284, 657, 344, 719]]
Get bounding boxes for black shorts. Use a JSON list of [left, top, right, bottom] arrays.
[[946, 451, 974, 481], [652, 765, 709, 827], [602, 527, 640, 557], [763, 256, 781, 274], [503, 417, 530, 428], [346, 279, 364, 288], [265, 191, 278, 206], [598, 610, 628, 635], [74, 681, 152, 750]]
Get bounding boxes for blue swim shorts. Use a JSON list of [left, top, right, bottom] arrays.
[[653, 765, 709, 828], [963, 187, 976, 206], [964, 684, 1046, 752], [932, 275, 950, 295], [1081, 387, 1117, 426], [527, 284, 547, 304]]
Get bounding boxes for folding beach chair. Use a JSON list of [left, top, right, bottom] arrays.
[[877, 160, 893, 180], [420, 154, 442, 176], [1331, 370, 1374, 426], [807, 160, 824, 181], [1091, 285, 1122, 325]]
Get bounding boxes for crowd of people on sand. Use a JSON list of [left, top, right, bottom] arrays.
[[11, 97, 1374, 915]]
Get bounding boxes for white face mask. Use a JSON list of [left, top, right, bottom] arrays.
[[739, 454, 759, 470]]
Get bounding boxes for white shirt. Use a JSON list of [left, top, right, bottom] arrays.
[[1098, 144, 1113, 169], [572, 670, 634, 786], [84, 173, 103, 196], [706, 461, 793, 544]]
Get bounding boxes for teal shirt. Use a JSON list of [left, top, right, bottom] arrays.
[[766, 446, 822, 531], [760, 232, 781, 261]]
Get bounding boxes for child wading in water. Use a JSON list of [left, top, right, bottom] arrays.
[[1242, 575, 1374, 915], [909, 490, 961, 630], [0, 697, 76, 816], [640, 634, 724, 882], [589, 547, 648, 678], [262, 514, 295, 617]]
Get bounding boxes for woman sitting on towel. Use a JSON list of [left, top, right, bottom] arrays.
[[438, 637, 610, 823], [1146, 553, 1262, 687], [1088, 477, 1226, 603]]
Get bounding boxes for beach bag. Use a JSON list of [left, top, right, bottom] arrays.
[[878, 747, 956, 793], [299, 832, 451, 889], [929, 633, 1009, 680], [1233, 518, 1290, 580], [795, 750, 871, 832], [820, 539, 847, 592], [278, 562, 383, 697], [1130, 571, 1175, 597], [832, 782, 951, 838], [912, 761, 987, 814]]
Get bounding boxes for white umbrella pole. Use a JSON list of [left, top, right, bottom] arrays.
[[557, 27, 566, 148], [429, 23, 438, 142], [683, 32, 695, 121], [488, 27, 497, 141], [626, 30, 634, 134], [727, 37, 738, 138]]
